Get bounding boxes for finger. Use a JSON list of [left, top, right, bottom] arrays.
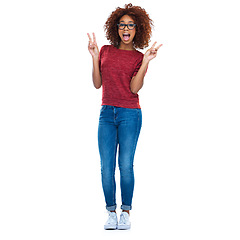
[[150, 50, 157, 55], [151, 41, 157, 49], [155, 44, 163, 50], [87, 33, 92, 43], [93, 32, 96, 43]]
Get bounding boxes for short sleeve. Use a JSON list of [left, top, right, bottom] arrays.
[[99, 45, 107, 72]]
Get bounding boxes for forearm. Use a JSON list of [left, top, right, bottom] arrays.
[[92, 56, 102, 89], [130, 60, 149, 94]]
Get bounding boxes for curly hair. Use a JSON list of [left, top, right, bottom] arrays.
[[104, 3, 153, 49]]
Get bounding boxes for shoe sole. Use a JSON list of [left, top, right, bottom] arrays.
[[104, 225, 117, 230], [117, 224, 131, 230]]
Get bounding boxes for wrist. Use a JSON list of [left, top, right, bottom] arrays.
[[92, 54, 99, 61], [142, 58, 150, 68], [142, 57, 150, 66]]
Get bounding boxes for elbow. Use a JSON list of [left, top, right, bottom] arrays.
[[130, 84, 143, 94], [130, 77, 143, 94], [130, 83, 138, 94], [94, 82, 102, 89], [93, 78, 102, 89], [130, 88, 138, 94]]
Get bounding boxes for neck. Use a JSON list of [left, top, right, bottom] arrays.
[[118, 41, 135, 51]]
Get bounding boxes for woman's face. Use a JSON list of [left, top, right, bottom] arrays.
[[118, 15, 136, 48]]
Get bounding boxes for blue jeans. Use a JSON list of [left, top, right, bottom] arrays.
[[98, 105, 142, 211]]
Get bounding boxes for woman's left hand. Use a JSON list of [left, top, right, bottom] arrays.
[[143, 42, 163, 63]]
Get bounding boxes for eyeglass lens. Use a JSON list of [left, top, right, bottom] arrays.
[[118, 23, 136, 30]]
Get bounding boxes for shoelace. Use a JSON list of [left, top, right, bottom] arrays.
[[119, 213, 128, 224], [107, 213, 117, 224]]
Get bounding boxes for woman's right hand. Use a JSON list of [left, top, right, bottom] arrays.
[[87, 32, 99, 58]]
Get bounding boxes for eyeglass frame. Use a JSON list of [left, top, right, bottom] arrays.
[[117, 23, 137, 30]]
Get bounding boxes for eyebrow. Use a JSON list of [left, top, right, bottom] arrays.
[[120, 21, 134, 23]]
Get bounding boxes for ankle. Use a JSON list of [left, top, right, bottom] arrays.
[[122, 210, 130, 215]]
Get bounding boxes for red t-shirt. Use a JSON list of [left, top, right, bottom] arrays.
[[99, 45, 144, 109]]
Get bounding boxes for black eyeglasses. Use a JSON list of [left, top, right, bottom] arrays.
[[117, 23, 136, 30]]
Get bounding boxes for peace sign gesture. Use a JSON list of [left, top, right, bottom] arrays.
[[143, 41, 163, 63], [87, 32, 99, 58]]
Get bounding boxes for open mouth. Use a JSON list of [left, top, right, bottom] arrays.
[[123, 33, 130, 41]]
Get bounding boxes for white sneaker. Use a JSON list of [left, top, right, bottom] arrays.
[[118, 212, 131, 230], [104, 211, 118, 230]]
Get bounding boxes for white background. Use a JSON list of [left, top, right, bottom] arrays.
[[0, 0, 240, 239]]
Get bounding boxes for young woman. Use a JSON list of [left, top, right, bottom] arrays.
[[87, 3, 162, 230]]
